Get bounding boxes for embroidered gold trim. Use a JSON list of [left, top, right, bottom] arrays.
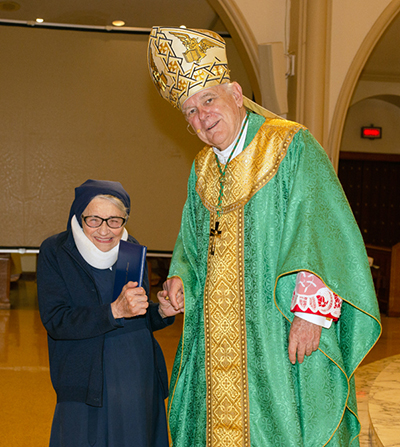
[[204, 210, 249, 446], [195, 118, 303, 212]]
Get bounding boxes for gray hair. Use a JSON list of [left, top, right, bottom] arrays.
[[93, 194, 129, 219]]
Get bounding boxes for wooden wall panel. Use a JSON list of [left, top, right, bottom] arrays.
[[339, 153, 400, 248]]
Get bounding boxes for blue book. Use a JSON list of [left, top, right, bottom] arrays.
[[112, 240, 147, 299]]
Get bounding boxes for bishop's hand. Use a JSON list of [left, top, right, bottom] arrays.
[[159, 276, 185, 314], [288, 316, 322, 364]]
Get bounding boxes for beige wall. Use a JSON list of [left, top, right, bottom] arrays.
[[342, 98, 400, 154], [0, 25, 251, 251], [223, 0, 395, 159], [347, 81, 400, 154], [233, 0, 287, 44], [328, 0, 392, 125]]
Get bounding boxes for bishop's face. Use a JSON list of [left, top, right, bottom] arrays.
[[183, 82, 246, 150]]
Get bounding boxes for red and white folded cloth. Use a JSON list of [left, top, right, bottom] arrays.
[[290, 271, 342, 328]]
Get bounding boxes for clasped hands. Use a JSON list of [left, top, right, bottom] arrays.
[[111, 280, 183, 320], [129, 276, 321, 364], [157, 277, 185, 316]]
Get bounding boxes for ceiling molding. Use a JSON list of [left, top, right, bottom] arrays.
[[350, 94, 400, 110], [0, 18, 152, 33], [360, 73, 400, 84]]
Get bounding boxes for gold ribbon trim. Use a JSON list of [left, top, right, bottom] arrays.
[[204, 210, 249, 446]]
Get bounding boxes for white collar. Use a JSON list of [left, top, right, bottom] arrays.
[[71, 214, 128, 270], [212, 117, 249, 164]]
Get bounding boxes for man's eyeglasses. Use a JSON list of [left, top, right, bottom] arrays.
[[82, 215, 126, 229]]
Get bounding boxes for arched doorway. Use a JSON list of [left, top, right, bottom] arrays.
[[328, 0, 400, 170], [335, 8, 400, 314]]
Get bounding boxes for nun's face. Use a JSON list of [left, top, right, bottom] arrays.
[[82, 197, 126, 252]]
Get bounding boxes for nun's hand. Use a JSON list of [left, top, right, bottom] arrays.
[[159, 277, 185, 315], [111, 281, 149, 319], [157, 285, 184, 318]]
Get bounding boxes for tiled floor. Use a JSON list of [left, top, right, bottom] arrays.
[[0, 275, 399, 446], [356, 311, 400, 446], [360, 355, 400, 446]]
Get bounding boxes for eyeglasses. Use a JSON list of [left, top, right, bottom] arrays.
[[82, 215, 127, 229]]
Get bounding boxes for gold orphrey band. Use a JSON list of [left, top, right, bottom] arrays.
[[204, 209, 250, 446]]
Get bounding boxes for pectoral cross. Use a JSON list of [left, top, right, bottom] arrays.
[[209, 221, 222, 255]]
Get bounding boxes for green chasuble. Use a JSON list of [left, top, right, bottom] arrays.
[[167, 112, 381, 447]]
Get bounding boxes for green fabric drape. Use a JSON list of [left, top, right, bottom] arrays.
[[167, 114, 381, 446]]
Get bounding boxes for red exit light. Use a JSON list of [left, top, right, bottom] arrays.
[[361, 126, 382, 139]]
